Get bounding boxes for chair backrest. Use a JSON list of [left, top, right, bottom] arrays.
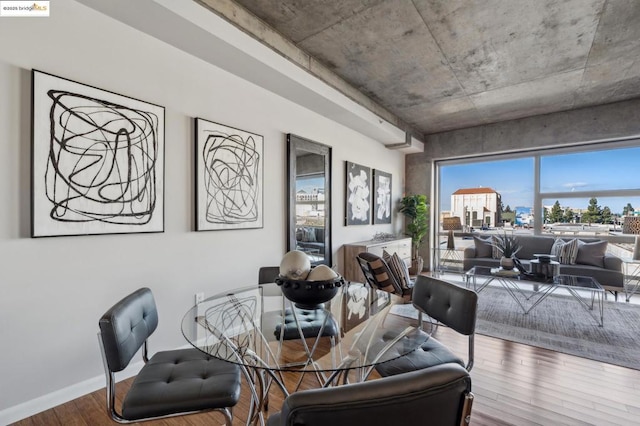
[[356, 252, 402, 294], [268, 363, 473, 426], [412, 275, 477, 372], [98, 287, 158, 373], [259, 266, 283, 299], [259, 266, 280, 284], [412, 275, 477, 336]]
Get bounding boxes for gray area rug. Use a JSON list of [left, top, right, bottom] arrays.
[[390, 286, 640, 370]]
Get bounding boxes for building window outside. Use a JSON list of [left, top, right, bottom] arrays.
[[435, 140, 640, 264]]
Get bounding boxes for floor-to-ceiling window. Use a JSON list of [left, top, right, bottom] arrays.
[[434, 140, 640, 269]]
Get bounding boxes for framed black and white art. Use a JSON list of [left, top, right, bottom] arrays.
[[342, 284, 370, 332], [195, 118, 263, 231], [31, 70, 165, 237], [345, 161, 371, 225], [373, 169, 392, 224]]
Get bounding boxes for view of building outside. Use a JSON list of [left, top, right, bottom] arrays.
[[296, 176, 325, 227], [450, 187, 501, 229], [515, 207, 534, 227], [439, 145, 640, 229], [436, 143, 640, 259], [295, 175, 326, 263], [440, 157, 533, 231]]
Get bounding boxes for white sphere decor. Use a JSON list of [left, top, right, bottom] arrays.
[[307, 264, 338, 281], [279, 250, 311, 280]]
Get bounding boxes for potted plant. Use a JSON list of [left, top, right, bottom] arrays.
[[492, 231, 521, 270], [399, 194, 429, 274]]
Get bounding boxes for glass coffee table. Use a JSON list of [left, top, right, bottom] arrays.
[[621, 258, 640, 302], [466, 266, 604, 327]]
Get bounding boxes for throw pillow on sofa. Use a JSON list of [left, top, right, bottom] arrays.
[[301, 227, 317, 242], [550, 238, 578, 264], [575, 239, 608, 268], [473, 236, 495, 258]]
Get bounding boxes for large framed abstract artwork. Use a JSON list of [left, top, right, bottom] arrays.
[[345, 161, 371, 226], [31, 70, 165, 237], [195, 118, 263, 231], [373, 169, 392, 224]]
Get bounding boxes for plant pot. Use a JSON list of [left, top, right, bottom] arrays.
[[408, 256, 424, 275], [500, 256, 515, 270]]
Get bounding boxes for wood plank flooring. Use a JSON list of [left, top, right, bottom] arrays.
[[11, 314, 640, 426]]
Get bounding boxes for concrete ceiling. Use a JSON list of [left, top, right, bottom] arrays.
[[205, 0, 640, 137]]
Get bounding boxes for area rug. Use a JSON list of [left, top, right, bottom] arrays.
[[390, 286, 640, 370]]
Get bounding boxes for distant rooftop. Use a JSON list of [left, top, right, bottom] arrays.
[[453, 187, 498, 195]]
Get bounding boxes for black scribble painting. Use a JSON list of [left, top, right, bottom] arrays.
[[31, 70, 165, 237], [195, 118, 263, 231]]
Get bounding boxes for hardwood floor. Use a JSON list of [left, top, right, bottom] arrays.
[[12, 318, 640, 425]]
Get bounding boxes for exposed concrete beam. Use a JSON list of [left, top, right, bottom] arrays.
[[196, 0, 424, 149], [75, 0, 424, 152], [385, 132, 423, 151]]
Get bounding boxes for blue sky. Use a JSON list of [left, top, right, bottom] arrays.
[[297, 176, 324, 194], [440, 146, 640, 214]]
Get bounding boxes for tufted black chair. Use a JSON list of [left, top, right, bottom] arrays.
[[97, 288, 242, 424], [258, 266, 280, 285], [266, 363, 474, 426], [258, 266, 339, 341], [375, 275, 478, 377]]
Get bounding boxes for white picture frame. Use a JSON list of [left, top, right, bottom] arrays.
[[195, 118, 263, 231], [31, 70, 165, 237]]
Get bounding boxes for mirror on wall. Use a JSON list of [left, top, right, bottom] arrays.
[[287, 134, 332, 267]]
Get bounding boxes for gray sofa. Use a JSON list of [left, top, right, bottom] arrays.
[[296, 226, 325, 255], [463, 234, 623, 294]]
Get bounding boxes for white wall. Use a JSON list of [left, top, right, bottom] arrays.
[[0, 0, 405, 421]]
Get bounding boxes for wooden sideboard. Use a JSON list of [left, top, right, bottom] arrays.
[[343, 237, 412, 283]]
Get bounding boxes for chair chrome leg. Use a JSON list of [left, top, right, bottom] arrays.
[[460, 392, 474, 426]]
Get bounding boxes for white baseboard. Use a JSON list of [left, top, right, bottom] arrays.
[[0, 361, 144, 425]]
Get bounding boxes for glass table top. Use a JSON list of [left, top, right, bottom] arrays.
[[181, 282, 428, 375]]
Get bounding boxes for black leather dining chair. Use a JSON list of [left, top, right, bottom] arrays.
[[97, 287, 242, 425], [266, 362, 474, 426], [258, 266, 338, 340], [259, 266, 280, 285], [375, 275, 478, 377], [258, 265, 340, 392]]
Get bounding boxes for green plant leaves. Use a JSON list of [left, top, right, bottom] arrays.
[[399, 194, 429, 258]]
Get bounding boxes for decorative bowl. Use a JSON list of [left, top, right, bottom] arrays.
[[275, 275, 344, 309]]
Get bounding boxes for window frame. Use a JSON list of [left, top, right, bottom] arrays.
[[432, 138, 640, 264]]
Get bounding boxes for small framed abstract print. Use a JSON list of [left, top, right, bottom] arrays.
[[195, 118, 263, 231], [345, 161, 371, 226], [373, 169, 392, 224]]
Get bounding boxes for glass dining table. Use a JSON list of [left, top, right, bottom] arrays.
[[181, 281, 427, 425]]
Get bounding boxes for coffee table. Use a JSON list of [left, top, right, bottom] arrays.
[[621, 258, 640, 302], [435, 247, 464, 273], [466, 266, 604, 326]]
